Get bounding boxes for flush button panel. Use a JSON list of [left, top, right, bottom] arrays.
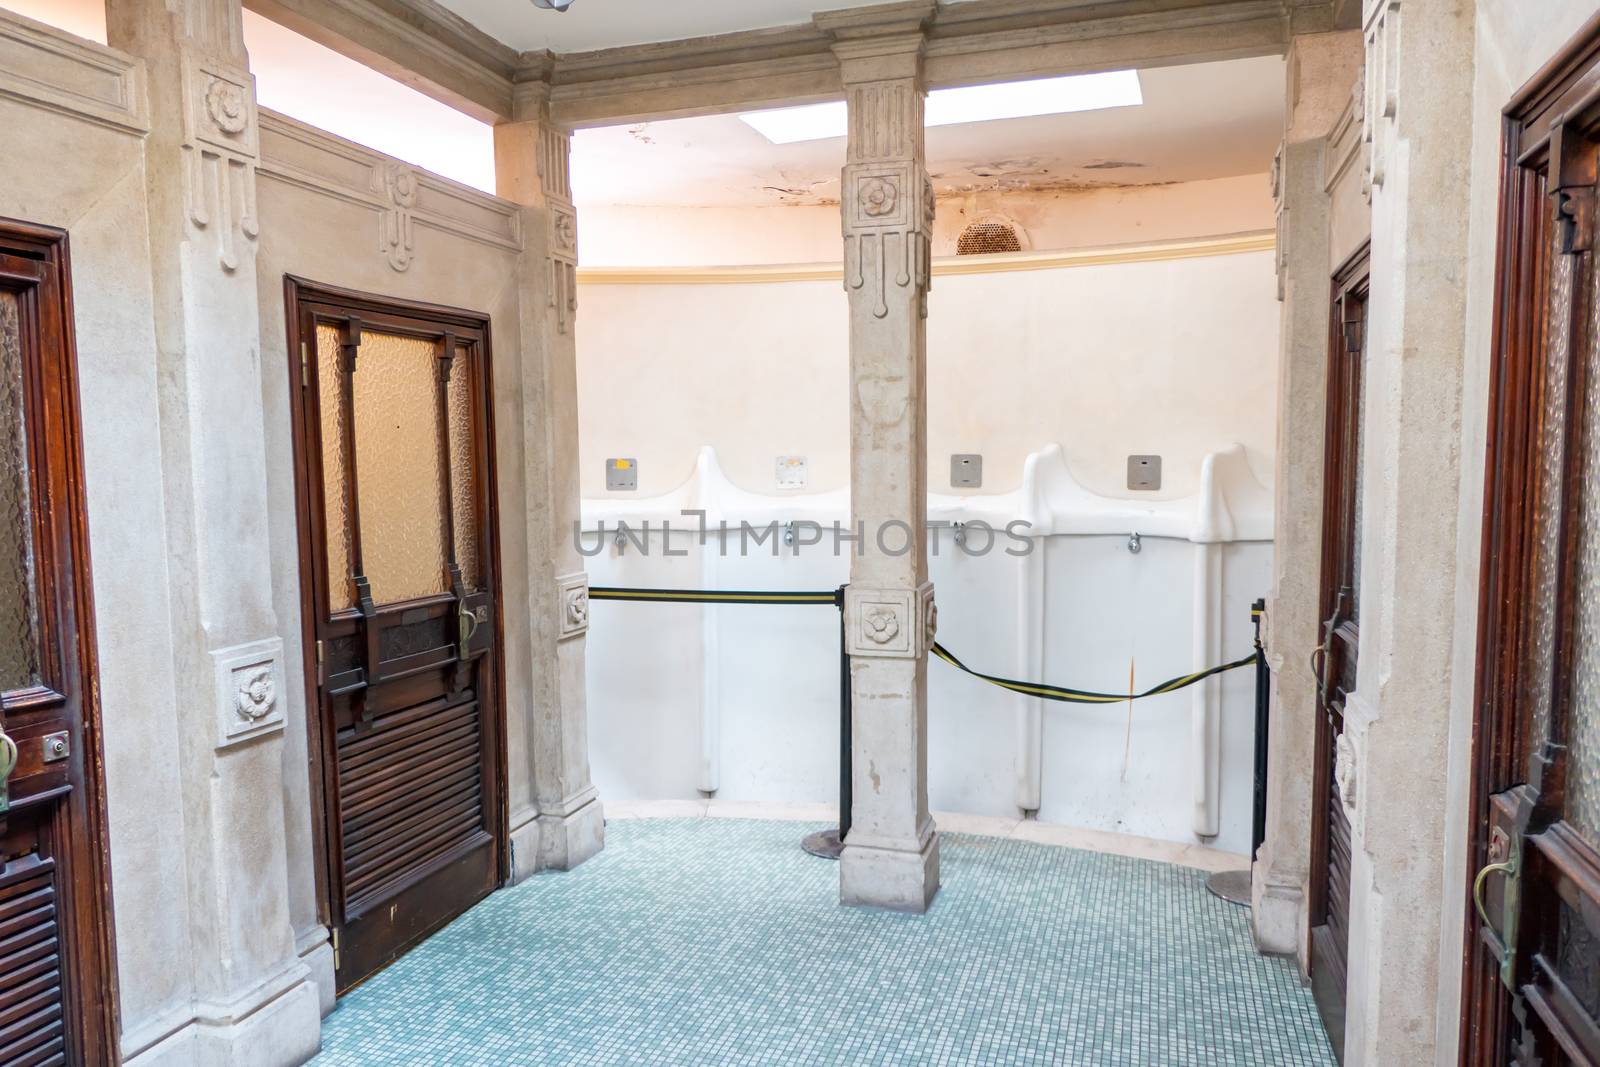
[[1127, 455, 1162, 491], [951, 454, 983, 489], [606, 458, 638, 491]]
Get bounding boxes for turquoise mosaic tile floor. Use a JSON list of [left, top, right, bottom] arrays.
[[313, 818, 1334, 1066]]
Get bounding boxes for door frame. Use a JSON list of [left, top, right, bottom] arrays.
[[0, 217, 120, 1064], [1306, 240, 1369, 1062], [1463, 12, 1600, 1063], [281, 276, 510, 965]]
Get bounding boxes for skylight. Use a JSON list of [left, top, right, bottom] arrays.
[[738, 70, 1143, 145]]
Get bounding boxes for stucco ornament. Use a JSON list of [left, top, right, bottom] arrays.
[[1334, 731, 1358, 812], [551, 208, 577, 255], [205, 79, 248, 134], [383, 163, 418, 209], [234, 666, 276, 722], [861, 177, 898, 217], [565, 586, 589, 630], [379, 163, 418, 271], [864, 606, 901, 645]]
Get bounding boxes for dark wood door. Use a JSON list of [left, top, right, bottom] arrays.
[[1465, 19, 1600, 1066], [1308, 246, 1369, 1062], [0, 220, 117, 1064], [286, 279, 505, 993]]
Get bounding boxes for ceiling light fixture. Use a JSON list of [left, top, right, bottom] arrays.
[[531, 0, 577, 10], [739, 69, 1143, 145]]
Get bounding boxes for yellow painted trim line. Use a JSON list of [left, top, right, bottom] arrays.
[[576, 232, 1275, 286]]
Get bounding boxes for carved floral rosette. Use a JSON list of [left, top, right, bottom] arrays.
[[846, 582, 936, 660], [211, 638, 285, 748], [557, 573, 589, 640]]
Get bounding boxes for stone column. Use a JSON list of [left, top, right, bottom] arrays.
[[818, 3, 939, 913], [493, 71, 604, 878], [105, 0, 322, 1061], [1252, 29, 1362, 960], [1341, 2, 1475, 1062]]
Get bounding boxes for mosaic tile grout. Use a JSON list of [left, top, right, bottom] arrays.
[[312, 818, 1332, 1067]]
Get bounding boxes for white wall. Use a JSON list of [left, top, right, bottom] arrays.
[[576, 246, 1279, 501]]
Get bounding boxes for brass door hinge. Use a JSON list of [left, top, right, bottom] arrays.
[[315, 639, 325, 687], [300, 340, 310, 388], [330, 927, 341, 970]]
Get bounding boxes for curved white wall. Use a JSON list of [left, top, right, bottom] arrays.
[[574, 236, 1280, 855]]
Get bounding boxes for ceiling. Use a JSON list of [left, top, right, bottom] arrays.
[[571, 56, 1285, 207], [3, 2, 1281, 207], [431, 0, 962, 54]]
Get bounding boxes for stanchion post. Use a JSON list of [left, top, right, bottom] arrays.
[[1206, 596, 1268, 907], [1251, 596, 1269, 859], [802, 584, 851, 859], [839, 584, 852, 842]]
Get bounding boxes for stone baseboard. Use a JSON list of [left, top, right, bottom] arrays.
[[124, 974, 322, 1067], [535, 796, 606, 872]]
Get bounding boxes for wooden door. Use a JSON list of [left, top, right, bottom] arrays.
[[0, 219, 118, 1064], [1308, 245, 1369, 1062], [285, 279, 505, 993], [1465, 18, 1600, 1066]]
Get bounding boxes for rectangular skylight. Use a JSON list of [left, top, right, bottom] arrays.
[[739, 70, 1142, 145]]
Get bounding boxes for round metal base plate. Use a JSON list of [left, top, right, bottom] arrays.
[[1205, 868, 1252, 907], [801, 828, 845, 860]]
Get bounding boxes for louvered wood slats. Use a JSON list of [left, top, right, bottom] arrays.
[[0, 854, 66, 1067], [337, 697, 485, 907], [1325, 768, 1352, 984]]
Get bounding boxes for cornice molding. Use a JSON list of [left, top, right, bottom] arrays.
[[813, 1, 937, 40], [244, 0, 515, 122], [257, 109, 521, 255], [576, 231, 1274, 286], [263, 0, 1322, 126], [0, 8, 148, 135]]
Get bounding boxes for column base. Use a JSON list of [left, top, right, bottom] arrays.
[[124, 970, 322, 1067], [840, 829, 940, 913], [509, 809, 543, 884], [1251, 854, 1306, 959], [295, 928, 336, 1017], [536, 794, 606, 873]]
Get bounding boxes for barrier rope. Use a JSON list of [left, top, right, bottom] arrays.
[[931, 642, 1255, 705], [589, 586, 838, 606], [589, 585, 1256, 706]]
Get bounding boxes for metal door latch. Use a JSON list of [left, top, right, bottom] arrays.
[[42, 731, 68, 763]]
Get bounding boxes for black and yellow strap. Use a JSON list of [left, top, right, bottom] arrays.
[[589, 586, 839, 606], [588, 585, 1255, 705], [930, 642, 1256, 705]]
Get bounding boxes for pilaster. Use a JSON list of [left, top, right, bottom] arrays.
[[1252, 28, 1363, 961], [821, 2, 940, 913], [1343, 1, 1475, 1063], [105, 0, 320, 1061], [494, 70, 604, 878]]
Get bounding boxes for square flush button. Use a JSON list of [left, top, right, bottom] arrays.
[[1127, 455, 1161, 491], [776, 456, 808, 489], [951, 454, 983, 489], [606, 458, 637, 491]]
